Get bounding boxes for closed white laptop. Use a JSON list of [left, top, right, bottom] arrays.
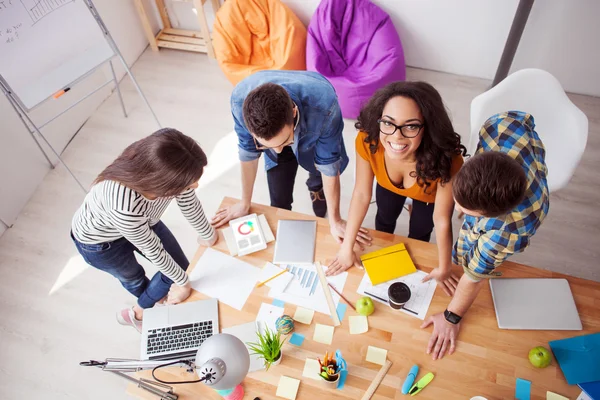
[[489, 278, 582, 330], [272, 220, 317, 265]]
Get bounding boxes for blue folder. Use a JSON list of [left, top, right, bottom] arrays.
[[578, 381, 600, 400], [549, 333, 600, 385]]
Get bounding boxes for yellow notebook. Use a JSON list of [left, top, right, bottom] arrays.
[[360, 243, 417, 285]]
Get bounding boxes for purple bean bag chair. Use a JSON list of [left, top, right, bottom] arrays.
[[306, 0, 406, 119]]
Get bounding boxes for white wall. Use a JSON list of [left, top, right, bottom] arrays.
[[511, 0, 600, 97], [166, 0, 600, 96], [0, 0, 159, 228]]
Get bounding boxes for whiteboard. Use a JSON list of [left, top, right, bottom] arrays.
[[0, 0, 115, 110]]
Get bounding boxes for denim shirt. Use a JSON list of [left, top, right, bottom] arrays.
[[231, 70, 349, 177]]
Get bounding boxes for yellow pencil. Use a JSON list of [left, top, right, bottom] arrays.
[[256, 269, 287, 287]]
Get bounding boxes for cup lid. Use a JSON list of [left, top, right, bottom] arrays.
[[388, 282, 411, 303]]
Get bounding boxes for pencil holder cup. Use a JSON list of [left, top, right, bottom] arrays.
[[321, 373, 339, 387]]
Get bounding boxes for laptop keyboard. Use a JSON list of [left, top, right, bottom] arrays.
[[146, 321, 213, 357]]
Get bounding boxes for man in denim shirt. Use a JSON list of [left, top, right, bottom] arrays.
[[211, 70, 371, 245]]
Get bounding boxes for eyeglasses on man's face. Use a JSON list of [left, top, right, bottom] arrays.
[[377, 118, 424, 138], [253, 129, 294, 151]]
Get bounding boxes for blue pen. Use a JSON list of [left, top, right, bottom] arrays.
[[401, 364, 419, 394]]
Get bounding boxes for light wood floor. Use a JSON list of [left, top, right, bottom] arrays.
[[0, 48, 598, 399]]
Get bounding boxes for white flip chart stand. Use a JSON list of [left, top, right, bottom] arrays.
[[0, 0, 161, 192]]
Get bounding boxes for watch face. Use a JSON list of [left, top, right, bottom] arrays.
[[445, 310, 460, 324]]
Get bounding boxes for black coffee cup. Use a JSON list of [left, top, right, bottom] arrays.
[[388, 282, 411, 310]]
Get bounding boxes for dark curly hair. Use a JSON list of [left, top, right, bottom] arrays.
[[243, 83, 295, 140], [355, 81, 467, 192]]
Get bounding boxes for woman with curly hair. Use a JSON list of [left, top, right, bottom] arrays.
[[326, 81, 467, 296]]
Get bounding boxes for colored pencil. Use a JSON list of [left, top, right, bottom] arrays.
[[256, 269, 287, 287], [328, 282, 357, 311]]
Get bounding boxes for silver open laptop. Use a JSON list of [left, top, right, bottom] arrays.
[[490, 278, 582, 330], [140, 298, 219, 361]]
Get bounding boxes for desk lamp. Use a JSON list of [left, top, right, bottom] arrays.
[[80, 333, 250, 400], [195, 333, 250, 400]]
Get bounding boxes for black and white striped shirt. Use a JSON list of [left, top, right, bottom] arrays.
[[72, 180, 215, 286]]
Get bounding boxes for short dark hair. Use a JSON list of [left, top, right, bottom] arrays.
[[242, 83, 295, 140], [453, 152, 527, 217], [95, 128, 207, 197], [355, 81, 467, 192]]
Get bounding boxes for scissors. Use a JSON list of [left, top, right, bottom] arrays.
[[334, 350, 348, 389]]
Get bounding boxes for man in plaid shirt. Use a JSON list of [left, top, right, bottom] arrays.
[[422, 111, 549, 360]]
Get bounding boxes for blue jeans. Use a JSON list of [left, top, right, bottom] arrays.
[[71, 221, 189, 309]]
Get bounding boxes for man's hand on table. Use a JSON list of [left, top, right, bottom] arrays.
[[423, 267, 460, 296], [420, 313, 460, 360], [329, 218, 372, 250], [210, 201, 250, 228]]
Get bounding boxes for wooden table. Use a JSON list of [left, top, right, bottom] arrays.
[[129, 197, 600, 400]]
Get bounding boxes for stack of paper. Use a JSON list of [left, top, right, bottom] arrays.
[[256, 303, 284, 335], [360, 243, 416, 285], [357, 270, 436, 320], [258, 263, 293, 296], [188, 248, 260, 310]]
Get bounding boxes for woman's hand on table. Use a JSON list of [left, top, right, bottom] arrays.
[[326, 249, 362, 276], [423, 267, 459, 296], [166, 282, 192, 304]]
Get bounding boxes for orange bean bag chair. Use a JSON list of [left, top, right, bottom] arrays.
[[212, 0, 307, 85]]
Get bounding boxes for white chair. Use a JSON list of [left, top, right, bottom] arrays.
[[469, 68, 588, 193]]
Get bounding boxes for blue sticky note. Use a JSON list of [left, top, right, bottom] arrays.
[[515, 378, 531, 400], [550, 333, 600, 385], [579, 381, 600, 399], [336, 303, 347, 322], [289, 333, 305, 346], [272, 299, 285, 308]]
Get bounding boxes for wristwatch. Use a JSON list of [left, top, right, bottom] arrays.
[[444, 309, 462, 325]]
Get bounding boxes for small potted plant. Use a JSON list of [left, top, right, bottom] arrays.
[[247, 327, 286, 371]]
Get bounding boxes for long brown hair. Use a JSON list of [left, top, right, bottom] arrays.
[[355, 81, 467, 192], [95, 128, 207, 197]]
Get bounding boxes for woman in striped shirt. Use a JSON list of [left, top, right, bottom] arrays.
[[71, 128, 216, 332]]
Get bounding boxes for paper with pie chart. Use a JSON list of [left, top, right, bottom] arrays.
[[229, 214, 267, 256]]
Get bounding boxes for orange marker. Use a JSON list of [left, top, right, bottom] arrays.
[[53, 87, 70, 99]]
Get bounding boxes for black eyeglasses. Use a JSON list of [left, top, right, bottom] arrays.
[[253, 130, 294, 150], [377, 119, 424, 138]]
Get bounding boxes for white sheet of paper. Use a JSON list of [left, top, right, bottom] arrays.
[[366, 346, 387, 365], [293, 307, 315, 324], [276, 376, 300, 400], [188, 248, 260, 311], [302, 358, 321, 381], [357, 270, 436, 320], [268, 264, 348, 316], [222, 322, 264, 372], [313, 324, 334, 345], [349, 315, 369, 334], [259, 263, 293, 296], [256, 303, 284, 335]]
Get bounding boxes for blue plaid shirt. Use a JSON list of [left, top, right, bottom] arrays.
[[231, 70, 348, 177], [453, 111, 549, 280]]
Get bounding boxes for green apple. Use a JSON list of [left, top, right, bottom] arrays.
[[528, 346, 552, 368], [356, 297, 375, 316]]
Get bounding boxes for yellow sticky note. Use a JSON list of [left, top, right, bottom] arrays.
[[313, 324, 335, 345], [360, 243, 417, 285], [366, 345, 387, 365], [293, 307, 315, 325], [276, 376, 300, 400], [349, 315, 369, 334], [546, 392, 569, 400], [302, 358, 321, 381]]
